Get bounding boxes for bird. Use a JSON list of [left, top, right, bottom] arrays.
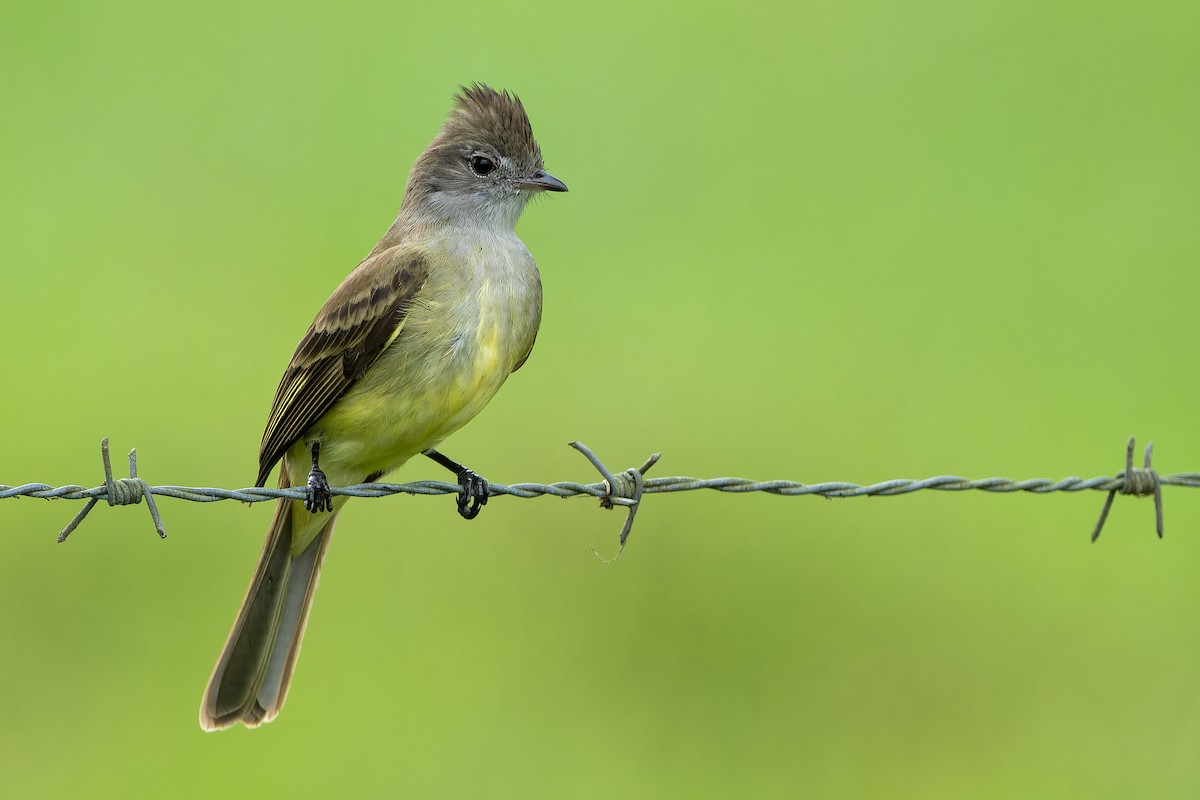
[[199, 84, 567, 730]]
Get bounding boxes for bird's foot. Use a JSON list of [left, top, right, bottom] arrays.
[[305, 465, 333, 513], [456, 469, 489, 520]]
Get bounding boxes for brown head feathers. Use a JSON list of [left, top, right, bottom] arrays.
[[444, 84, 542, 166]]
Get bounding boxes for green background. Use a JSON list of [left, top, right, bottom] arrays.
[[2, 1, 1199, 797]]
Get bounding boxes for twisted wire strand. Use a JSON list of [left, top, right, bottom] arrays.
[[6, 472, 1200, 504], [3, 438, 1190, 543]]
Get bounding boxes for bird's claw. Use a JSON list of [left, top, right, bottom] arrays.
[[456, 469, 488, 520], [305, 466, 334, 513]]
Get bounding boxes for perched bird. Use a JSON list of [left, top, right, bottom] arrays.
[[200, 84, 567, 730]]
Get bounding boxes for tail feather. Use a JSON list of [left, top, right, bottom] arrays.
[[252, 512, 335, 722], [200, 489, 337, 731]]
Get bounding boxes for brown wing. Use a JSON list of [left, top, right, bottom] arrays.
[[255, 248, 429, 487]]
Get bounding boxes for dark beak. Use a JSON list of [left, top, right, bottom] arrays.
[[515, 169, 568, 192]]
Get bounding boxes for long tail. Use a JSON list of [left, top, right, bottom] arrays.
[[200, 483, 337, 731]]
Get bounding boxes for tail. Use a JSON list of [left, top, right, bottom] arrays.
[[200, 485, 337, 731]]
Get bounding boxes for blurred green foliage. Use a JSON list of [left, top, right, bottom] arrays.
[[2, 1, 1199, 797]]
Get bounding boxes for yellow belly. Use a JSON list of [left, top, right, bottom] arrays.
[[289, 266, 539, 491], [307, 324, 510, 480]]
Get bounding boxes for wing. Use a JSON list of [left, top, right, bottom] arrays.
[[255, 247, 429, 487]]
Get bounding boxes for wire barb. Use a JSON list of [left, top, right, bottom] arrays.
[[1091, 437, 1163, 542], [568, 442, 661, 561], [57, 438, 166, 543]]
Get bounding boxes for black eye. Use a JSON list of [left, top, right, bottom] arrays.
[[469, 155, 496, 176]]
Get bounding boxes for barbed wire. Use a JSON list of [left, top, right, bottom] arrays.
[[3, 438, 1194, 553]]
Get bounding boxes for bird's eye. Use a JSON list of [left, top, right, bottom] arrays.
[[469, 155, 496, 176]]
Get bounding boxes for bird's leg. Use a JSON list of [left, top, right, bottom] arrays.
[[305, 441, 334, 513], [423, 449, 489, 520]]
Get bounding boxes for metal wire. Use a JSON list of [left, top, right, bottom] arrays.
[[9, 471, 1200, 503], [2, 438, 1191, 545]]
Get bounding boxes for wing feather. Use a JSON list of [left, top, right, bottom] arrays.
[[255, 248, 429, 486]]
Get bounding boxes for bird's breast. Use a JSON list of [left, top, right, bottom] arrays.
[[311, 229, 542, 480], [424, 229, 542, 386]]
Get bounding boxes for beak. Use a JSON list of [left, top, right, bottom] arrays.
[[514, 169, 568, 192]]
